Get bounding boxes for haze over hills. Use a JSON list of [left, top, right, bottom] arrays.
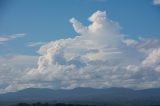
[[0, 87, 160, 106]]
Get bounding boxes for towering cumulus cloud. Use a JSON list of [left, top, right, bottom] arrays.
[[24, 10, 160, 90], [2, 11, 160, 93]]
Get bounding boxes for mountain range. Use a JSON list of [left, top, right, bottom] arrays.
[[0, 87, 160, 106]]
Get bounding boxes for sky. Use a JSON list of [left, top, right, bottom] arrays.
[[0, 0, 160, 93]]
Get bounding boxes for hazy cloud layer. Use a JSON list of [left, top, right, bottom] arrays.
[[0, 11, 160, 93]]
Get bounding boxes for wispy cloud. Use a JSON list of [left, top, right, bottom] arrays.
[[80, 0, 107, 2], [0, 37, 9, 42], [93, 0, 107, 2], [9, 33, 25, 39], [0, 33, 26, 44], [27, 42, 46, 47], [153, 0, 160, 5]]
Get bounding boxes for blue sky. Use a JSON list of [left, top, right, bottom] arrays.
[[0, 0, 160, 55], [0, 0, 160, 93]]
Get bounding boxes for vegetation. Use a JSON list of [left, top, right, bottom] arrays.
[[11, 102, 160, 106], [12, 103, 98, 106]]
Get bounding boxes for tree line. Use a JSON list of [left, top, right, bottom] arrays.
[[11, 103, 98, 106]]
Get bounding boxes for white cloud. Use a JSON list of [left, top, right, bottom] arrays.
[[0, 11, 160, 93], [80, 0, 107, 2], [142, 48, 160, 66], [0, 55, 38, 93], [153, 0, 160, 5], [122, 39, 138, 46], [0, 33, 25, 44], [27, 42, 46, 47], [0, 37, 9, 42], [132, 37, 160, 54], [22, 11, 160, 90]]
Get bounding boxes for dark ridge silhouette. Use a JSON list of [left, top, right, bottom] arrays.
[[12, 102, 98, 106], [0, 87, 160, 106]]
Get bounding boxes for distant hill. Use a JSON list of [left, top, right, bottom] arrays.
[[0, 87, 160, 106]]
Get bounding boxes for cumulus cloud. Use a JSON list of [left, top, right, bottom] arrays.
[[124, 37, 160, 54], [20, 11, 160, 90], [0, 33, 25, 44], [0, 55, 38, 93], [122, 39, 138, 46], [0, 11, 160, 93], [142, 48, 160, 66], [153, 0, 160, 5]]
